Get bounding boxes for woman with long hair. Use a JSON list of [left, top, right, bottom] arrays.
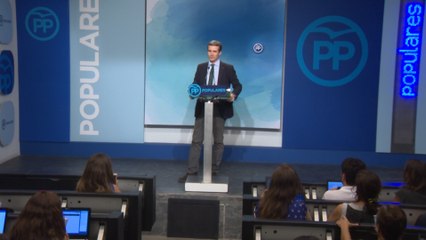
[[256, 164, 308, 220], [8, 191, 68, 240], [329, 169, 381, 223], [393, 159, 426, 204], [76, 153, 120, 193]]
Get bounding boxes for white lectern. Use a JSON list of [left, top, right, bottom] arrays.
[[185, 100, 229, 193]]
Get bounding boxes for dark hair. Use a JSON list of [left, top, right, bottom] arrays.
[[403, 159, 426, 192], [9, 191, 67, 240], [76, 153, 115, 192], [376, 205, 407, 240], [341, 157, 366, 185], [258, 164, 304, 219], [208, 40, 222, 52], [355, 170, 381, 215]]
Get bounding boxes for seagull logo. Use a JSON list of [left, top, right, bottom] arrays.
[[25, 7, 60, 41], [297, 16, 368, 87]]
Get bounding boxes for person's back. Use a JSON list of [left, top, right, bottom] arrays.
[[76, 153, 120, 193], [8, 191, 68, 240], [336, 205, 407, 240], [322, 157, 366, 201], [394, 159, 426, 204], [329, 169, 381, 224], [256, 164, 308, 220]]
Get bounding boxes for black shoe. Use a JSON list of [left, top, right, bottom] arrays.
[[178, 172, 197, 183]]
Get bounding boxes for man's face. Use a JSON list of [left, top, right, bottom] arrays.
[[208, 45, 221, 63]]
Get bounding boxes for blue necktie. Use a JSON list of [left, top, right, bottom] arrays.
[[208, 64, 214, 85]]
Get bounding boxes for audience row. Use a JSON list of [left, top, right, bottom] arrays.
[[253, 158, 426, 240], [1, 153, 120, 240]]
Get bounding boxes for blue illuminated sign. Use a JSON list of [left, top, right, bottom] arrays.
[[397, 1, 424, 97]]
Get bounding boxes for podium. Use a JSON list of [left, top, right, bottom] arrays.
[[185, 85, 229, 193]]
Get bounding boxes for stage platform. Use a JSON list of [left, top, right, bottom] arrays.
[[0, 156, 403, 240]]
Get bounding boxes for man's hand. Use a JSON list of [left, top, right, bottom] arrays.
[[228, 93, 236, 102]]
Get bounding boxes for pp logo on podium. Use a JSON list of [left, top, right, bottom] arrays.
[[25, 6, 60, 41], [297, 16, 368, 87], [188, 84, 201, 98]]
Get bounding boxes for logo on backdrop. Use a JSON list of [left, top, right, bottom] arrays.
[[25, 7, 60, 41], [297, 16, 368, 87], [0, 50, 14, 95], [253, 43, 264, 54]]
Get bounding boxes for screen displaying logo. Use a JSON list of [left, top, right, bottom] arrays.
[[0, 0, 13, 44], [253, 42, 264, 54], [25, 6, 60, 41], [0, 50, 14, 95], [297, 16, 368, 87]]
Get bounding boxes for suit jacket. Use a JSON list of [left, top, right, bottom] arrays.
[[193, 61, 242, 119]]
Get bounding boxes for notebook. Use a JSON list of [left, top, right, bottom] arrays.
[[0, 208, 7, 234], [62, 208, 90, 239]]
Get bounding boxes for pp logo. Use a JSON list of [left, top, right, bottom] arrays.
[[188, 84, 201, 98], [297, 16, 368, 87], [0, 50, 14, 95], [25, 7, 60, 41]]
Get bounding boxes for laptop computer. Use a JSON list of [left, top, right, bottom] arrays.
[[327, 180, 343, 190], [0, 208, 7, 235], [62, 208, 90, 240]]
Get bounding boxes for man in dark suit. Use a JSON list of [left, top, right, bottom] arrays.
[[179, 40, 243, 183]]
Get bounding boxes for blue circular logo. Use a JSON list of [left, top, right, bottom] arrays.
[[0, 101, 14, 147], [297, 16, 368, 87], [188, 84, 201, 98], [0, 50, 14, 95], [25, 7, 60, 41], [253, 43, 264, 54]]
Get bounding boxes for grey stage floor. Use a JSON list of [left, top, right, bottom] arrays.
[[0, 156, 404, 239], [0, 155, 404, 195]]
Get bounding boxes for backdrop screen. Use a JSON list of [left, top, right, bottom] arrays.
[[145, 0, 285, 129]]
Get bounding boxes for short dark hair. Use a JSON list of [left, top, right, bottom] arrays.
[[377, 205, 407, 240], [341, 157, 366, 185], [208, 40, 222, 52]]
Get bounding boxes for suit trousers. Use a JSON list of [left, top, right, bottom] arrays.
[[187, 116, 225, 174]]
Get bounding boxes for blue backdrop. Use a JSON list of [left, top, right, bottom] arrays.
[[283, 0, 384, 151]]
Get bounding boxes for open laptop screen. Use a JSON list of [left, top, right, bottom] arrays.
[[62, 208, 90, 238], [327, 181, 343, 190], [0, 208, 7, 234]]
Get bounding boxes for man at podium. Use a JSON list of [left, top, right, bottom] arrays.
[[179, 40, 243, 183]]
